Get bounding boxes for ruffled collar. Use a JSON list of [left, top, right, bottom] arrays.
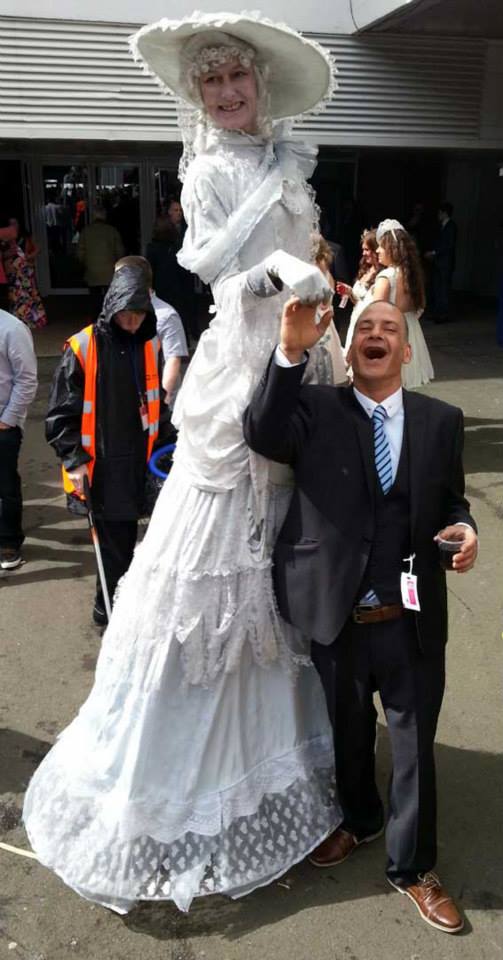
[[204, 120, 317, 181]]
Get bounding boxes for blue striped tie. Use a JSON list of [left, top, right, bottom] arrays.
[[373, 404, 393, 495], [359, 403, 393, 607]]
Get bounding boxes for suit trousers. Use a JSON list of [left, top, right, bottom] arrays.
[[312, 613, 445, 886], [430, 264, 452, 319], [93, 517, 137, 612]]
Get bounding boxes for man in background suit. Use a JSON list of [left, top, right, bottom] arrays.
[[426, 201, 457, 323], [244, 298, 477, 934]]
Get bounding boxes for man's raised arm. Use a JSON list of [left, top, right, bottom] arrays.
[[243, 298, 332, 464]]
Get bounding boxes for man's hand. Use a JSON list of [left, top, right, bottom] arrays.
[[435, 524, 478, 573], [279, 298, 333, 364], [0, 421, 12, 431], [66, 463, 88, 496]]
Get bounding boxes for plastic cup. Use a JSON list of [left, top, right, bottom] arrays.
[[437, 530, 466, 570]]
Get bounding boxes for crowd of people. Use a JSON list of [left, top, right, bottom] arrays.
[[0, 7, 479, 940]]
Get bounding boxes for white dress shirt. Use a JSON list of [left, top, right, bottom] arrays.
[[151, 293, 188, 359], [276, 345, 404, 481], [0, 309, 38, 428], [353, 385, 404, 484], [276, 345, 404, 463], [274, 346, 474, 542]]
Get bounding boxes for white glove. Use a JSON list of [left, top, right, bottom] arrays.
[[264, 250, 333, 305]]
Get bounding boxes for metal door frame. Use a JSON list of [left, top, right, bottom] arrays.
[[25, 154, 158, 296], [26, 155, 94, 297]]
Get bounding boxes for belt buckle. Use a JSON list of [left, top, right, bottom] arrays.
[[353, 605, 373, 624]]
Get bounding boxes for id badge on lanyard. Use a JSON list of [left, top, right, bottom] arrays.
[[129, 342, 149, 432], [400, 553, 421, 611], [139, 398, 149, 432]]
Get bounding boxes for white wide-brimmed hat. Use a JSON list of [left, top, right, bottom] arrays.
[[130, 10, 335, 118]]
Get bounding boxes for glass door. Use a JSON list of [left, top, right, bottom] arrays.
[[28, 157, 160, 294], [95, 164, 141, 255], [153, 167, 181, 218], [41, 162, 90, 289]]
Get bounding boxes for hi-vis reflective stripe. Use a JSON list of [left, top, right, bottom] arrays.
[[144, 337, 160, 462], [62, 324, 95, 496], [61, 326, 161, 497], [68, 326, 92, 365]]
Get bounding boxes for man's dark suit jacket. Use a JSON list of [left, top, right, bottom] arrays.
[[244, 355, 476, 655], [435, 219, 457, 276]]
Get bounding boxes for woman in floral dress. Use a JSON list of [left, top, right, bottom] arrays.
[[1, 218, 47, 329]]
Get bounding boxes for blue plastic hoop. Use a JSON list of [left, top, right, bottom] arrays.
[[148, 443, 176, 479]]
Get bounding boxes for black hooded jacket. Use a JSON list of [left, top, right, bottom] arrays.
[[46, 265, 169, 520]]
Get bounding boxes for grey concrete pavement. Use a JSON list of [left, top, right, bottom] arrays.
[[0, 310, 502, 960]]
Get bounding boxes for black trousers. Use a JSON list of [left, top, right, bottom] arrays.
[[94, 518, 137, 611], [0, 426, 24, 549], [312, 614, 445, 886], [430, 265, 452, 319]]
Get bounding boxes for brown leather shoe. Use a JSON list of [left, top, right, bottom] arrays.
[[309, 826, 383, 867], [388, 872, 464, 933]]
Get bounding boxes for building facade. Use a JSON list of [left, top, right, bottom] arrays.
[[1, 0, 502, 296]]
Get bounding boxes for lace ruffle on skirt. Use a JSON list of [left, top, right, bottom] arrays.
[[24, 735, 337, 914], [24, 464, 341, 911]]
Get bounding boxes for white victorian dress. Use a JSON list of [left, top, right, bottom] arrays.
[[23, 124, 341, 914], [377, 266, 434, 389], [346, 266, 434, 388]]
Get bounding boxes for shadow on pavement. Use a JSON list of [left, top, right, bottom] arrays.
[[419, 313, 501, 383], [0, 533, 95, 587], [0, 556, 95, 588], [1, 727, 500, 935], [0, 729, 52, 797], [122, 734, 503, 942], [0, 492, 95, 586], [463, 417, 503, 476]]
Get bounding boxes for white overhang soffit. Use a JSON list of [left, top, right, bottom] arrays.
[[0, 1, 355, 34], [350, 0, 418, 31]]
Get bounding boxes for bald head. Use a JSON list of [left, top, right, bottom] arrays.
[[348, 298, 412, 399], [356, 300, 409, 342]]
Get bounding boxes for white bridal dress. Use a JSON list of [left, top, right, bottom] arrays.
[[343, 277, 373, 356], [377, 266, 434, 389], [24, 124, 340, 914]]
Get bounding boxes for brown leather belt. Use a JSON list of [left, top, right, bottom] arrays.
[[352, 603, 403, 624]]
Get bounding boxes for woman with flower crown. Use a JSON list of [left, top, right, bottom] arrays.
[[23, 12, 342, 913], [352, 219, 434, 389]]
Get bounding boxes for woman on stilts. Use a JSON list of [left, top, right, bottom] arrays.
[[24, 11, 342, 913]]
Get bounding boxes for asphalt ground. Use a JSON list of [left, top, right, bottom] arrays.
[[0, 306, 502, 960]]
